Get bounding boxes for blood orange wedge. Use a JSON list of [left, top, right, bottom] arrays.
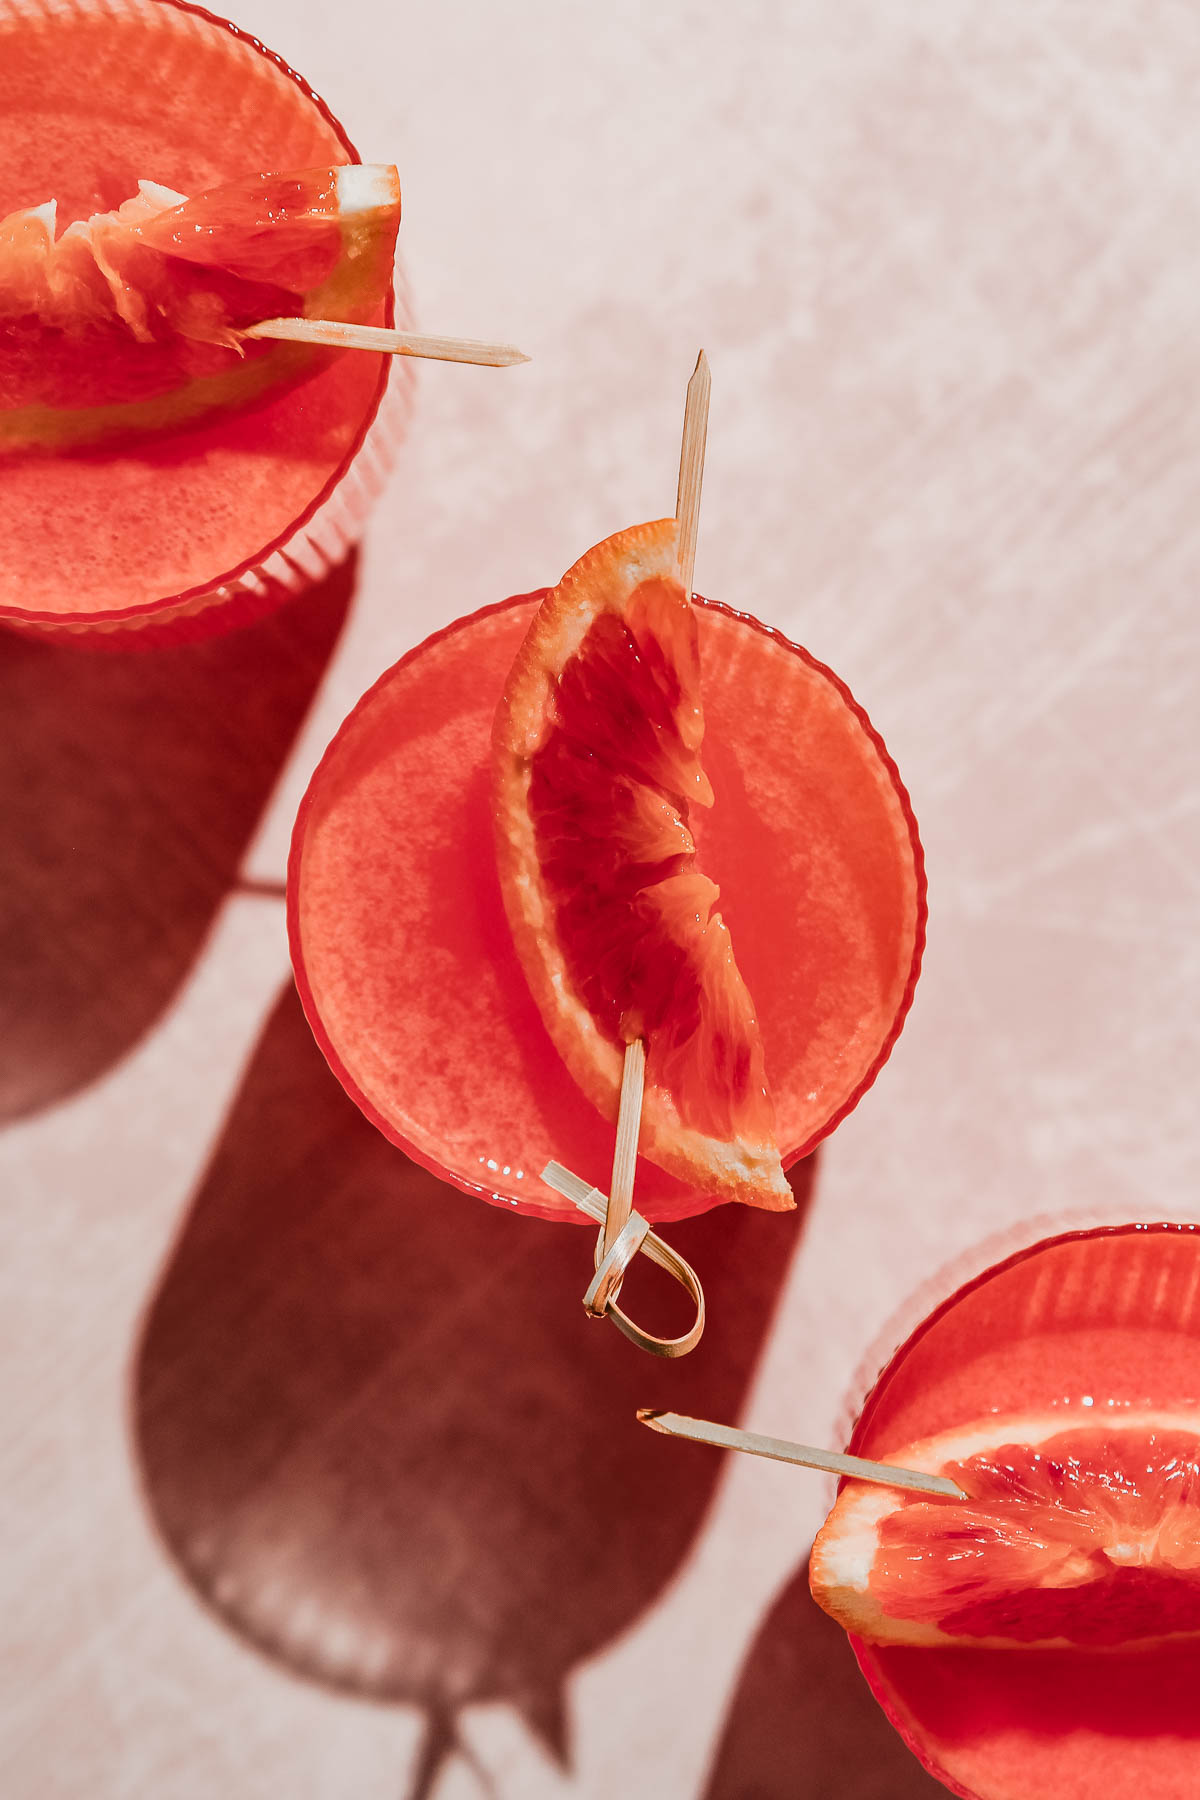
[[288, 586, 924, 1225], [811, 1410, 1200, 1651], [826, 1219, 1200, 1800], [0, 165, 401, 452], [0, 0, 408, 640], [492, 519, 790, 1210]]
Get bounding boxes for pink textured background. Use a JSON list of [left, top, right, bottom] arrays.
[[3, 3, 1199, 1796]]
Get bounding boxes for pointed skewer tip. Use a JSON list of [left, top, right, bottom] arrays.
[[636, 1409, 970, 1499]]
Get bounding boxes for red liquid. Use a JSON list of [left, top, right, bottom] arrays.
[[288, 593, 926, 1223], [0, 0, 396, 638], [847, 1221, 1200, 1800]]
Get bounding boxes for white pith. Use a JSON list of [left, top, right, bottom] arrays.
[[25, 200, 56, 242], [335, 164, 400, 216], [136, 180, 187, 211]]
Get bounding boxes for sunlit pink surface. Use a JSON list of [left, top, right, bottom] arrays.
[[4, 4, 1200, 1797]]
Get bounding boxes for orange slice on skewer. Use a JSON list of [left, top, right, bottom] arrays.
[[492, 518, 792, 1211], [0, 165, 400, 452], [810, 1410, 1200, 1650]]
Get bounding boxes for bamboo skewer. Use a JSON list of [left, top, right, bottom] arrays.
[[243, 316, 530, 366], [604, 1040, 645, 1258], [675, 349, 711, 592], [637, 1410, 970, 1500], [591, 352, 713, 1321]]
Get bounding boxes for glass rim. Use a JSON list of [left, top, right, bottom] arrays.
[[286, 588, 929, 1225]]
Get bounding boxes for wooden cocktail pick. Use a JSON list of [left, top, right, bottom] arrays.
[[602, 1037, 645, 1258], [543, 1160, 705, 1358], [586, 350, 712, 1340], [244, 316, 529, 366], [637, 1409, 970, 1500], [675, 347, 710, 592]]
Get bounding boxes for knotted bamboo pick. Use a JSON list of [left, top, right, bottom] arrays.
[[544, 1161, 705, 1359]]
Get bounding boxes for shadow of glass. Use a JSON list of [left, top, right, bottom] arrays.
[[700, 1562, 945, 1800], [0, 557, 355, 1124], [132, 980, 816, 1793]]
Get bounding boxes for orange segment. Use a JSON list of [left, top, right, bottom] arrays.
[[0, 164, 400, 449], [810, 1411, 1200, 1650], [492, 518, 791, 1210]]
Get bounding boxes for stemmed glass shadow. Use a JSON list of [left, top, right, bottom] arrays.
[[133, 980, 816, 1795], [0, 558, 355, 1123]]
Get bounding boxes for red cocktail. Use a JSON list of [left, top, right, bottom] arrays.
[[816, 1219, 1200, 1800], [0, 0, 408, 642], [288, 590, 926, 1223]]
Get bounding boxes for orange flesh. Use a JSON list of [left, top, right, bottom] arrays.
[[1, 165, 399, 443], [1, 177, 335, 327], [1, 184, 310, 413], [529, 578, 773, 1144], [136, 171, 342, 287], [848, 1222, 1200, 1800], [0, 3, 389, 623], [870, 1427, 1200, 1645]]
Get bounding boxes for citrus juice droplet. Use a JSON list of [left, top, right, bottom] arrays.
[[0, 0, 399, 638]]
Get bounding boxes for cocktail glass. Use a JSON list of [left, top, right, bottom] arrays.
[[833, 1214, 1200, 1800], [0, 0, 411, 644], [287, 589, 926, 1223]]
